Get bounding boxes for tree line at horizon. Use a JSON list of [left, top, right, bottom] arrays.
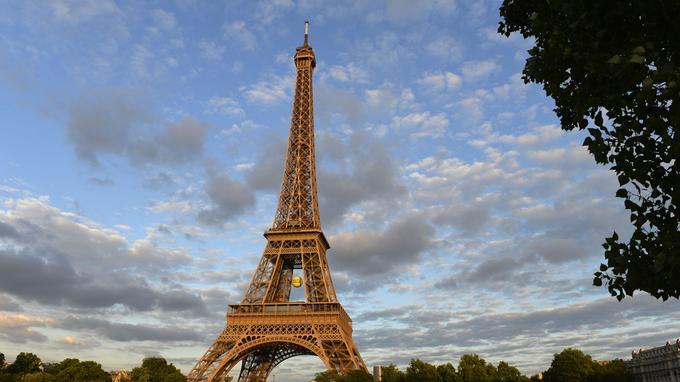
[[0, 352, 185, 382], [1, 348, 631, 382], [315, 349, 632, 382]]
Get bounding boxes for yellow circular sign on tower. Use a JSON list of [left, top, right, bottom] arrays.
[[292, 276, 302, 288]]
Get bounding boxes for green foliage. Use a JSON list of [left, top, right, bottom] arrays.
[[7, 353, 42, 375], [542, 349, 596, 382], [380, 364, 406, 382], [21, 372, 54, 382], [496, 361, 529, 382], [314, 369, 373, 382], [131, 358, 185, 382], [457, 354, 496, 382], [0, 353, 5, 368], [405, 359, 441, 382], [44, 359, 78, 376], [499, 0, 680, 300], [589, 360, 634, 382], [314, 369, 341, 382], [436, 363, 461, 382], [538, 350, 633, 382], [45, 359, 110, 382], [375, 356, 528, 382], [341, 370, 374, 382]]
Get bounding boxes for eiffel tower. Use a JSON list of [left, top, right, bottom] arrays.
[[187, 22, 367, 382]]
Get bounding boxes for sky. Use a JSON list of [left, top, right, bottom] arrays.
[[0, 0, 678, 381]]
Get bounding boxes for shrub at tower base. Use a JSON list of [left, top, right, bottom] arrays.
[[130, 357, 185, 382], [498, 0, 680, 300]]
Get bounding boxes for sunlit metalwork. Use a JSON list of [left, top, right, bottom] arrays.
[[187, 22, 367, 382]]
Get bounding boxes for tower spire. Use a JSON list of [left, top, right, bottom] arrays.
[[271, 20, 318, 231], [304, 20, 309, 46]]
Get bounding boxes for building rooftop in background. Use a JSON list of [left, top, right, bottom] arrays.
[[626, 339, 680, 382]]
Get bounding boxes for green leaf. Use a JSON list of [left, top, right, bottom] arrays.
[[594, 111, 604, 127], [593, 277, 603, 287], [629, 54, 644, 64], [632, 45, 646, 55], [587, 127, 602, 138], [615, 188, 628, 198], [607, 55, 621, 64], [600, 264, 608, 272]]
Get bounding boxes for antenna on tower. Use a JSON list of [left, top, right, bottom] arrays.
[[304, 20, 309, 46]]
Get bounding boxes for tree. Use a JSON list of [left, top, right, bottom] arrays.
[[380, 364, 406, 382], [405, 359, 441, 382], [496, 361, 529, 382], [22, 372, 54, 382], [339, 370, 373, 382], [436, 363, 461, 382], [588, 360, 633, 382], [131, 358, 185, 382], [457, 354, 496, 382], [46, 359, 110, 382], [44, 359, 79, 377], [7, 353, 42, 375], [499, 0, 680, 300], [314, 369, 341, 382], [542, 349, 596, 382], [314, 369, 373, 382], [0, 353, 5, 368]]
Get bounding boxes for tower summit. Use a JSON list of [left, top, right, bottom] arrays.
[[187, 22, 367, 382]]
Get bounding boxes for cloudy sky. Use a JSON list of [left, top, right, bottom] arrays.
[[0, 0, 678, 380]]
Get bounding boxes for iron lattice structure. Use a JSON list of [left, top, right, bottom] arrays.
[[187, 23, 367, 382]]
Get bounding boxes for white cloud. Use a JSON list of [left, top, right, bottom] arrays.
[[426, 36, 464, 61], [392, 111, 449, 138], [418, 71, 462, 91], [461, 59, 498, 78], [198, 40, 225, 61], [47, 0, 120, 23], [473, 124, 563, 148], [254, 0, 294, 24], [365, 86, 415, 113], [221, 120, 263, 135], [493, 73, 528, 100], [241, 75, 293, 104], [151, 9, 177, 31], [147, 198, 194, 214], [57, 335, 83, 346], [457, 97, 483, 121], [0, 197, 192, 271], [207, 96, 243, 116], [223, 20, 257, 51], [324, 63, 368, 83], [130, 44, 154, 78], [0, 313, 53, 343]]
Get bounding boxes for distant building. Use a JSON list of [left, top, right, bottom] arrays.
[[626, 339, 680, 382], [110, 370, 131, 382], [373, 365, 382, 382]]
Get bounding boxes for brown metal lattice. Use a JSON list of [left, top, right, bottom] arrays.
[[187, 22, 367, 382]]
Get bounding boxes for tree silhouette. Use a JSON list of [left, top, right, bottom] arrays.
[[499, 0, 680, 300]]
